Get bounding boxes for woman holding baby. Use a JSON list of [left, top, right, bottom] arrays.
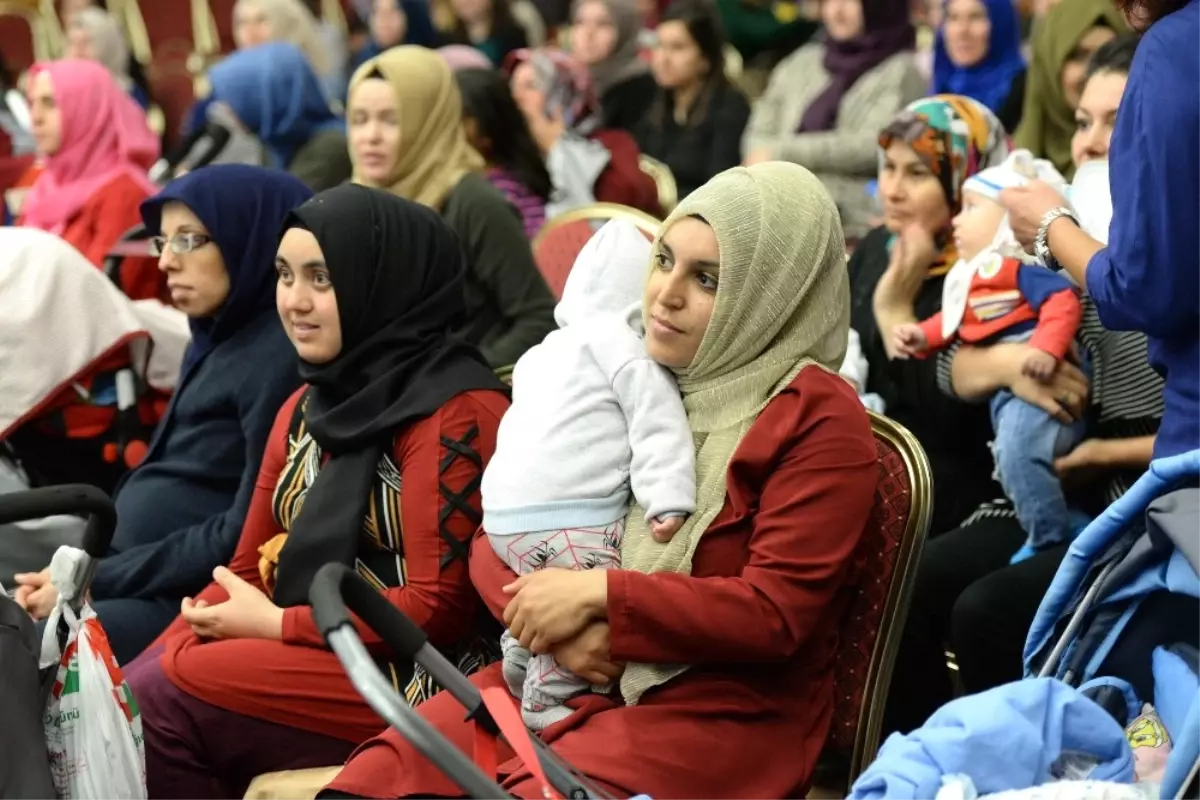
[[879, 33, 1168, 736], [322, 162, 881, 799]]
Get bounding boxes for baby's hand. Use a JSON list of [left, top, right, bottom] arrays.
[[891, 323, 928, 359], [1022, 349, 1058, 381], [650, 515, 685, 542]]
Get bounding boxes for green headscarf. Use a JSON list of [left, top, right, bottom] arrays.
[[1013, 0, 1130, 178]]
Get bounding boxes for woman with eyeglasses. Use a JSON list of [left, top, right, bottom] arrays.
[[12, 165, 312, 665]]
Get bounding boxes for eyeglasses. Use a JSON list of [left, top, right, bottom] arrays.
[[149, 232, 213, 256]]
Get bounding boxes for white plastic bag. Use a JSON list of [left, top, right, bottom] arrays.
[[40, 546, 146, 799]]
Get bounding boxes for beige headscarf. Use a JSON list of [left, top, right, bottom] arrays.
[[70, 8, 132, 91], [233, 0, 332, 76], [348, 46, 486, 210], [619, 162, 850, 705]]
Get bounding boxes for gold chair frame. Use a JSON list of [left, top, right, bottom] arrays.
[[532, 201, 662, 255], [843, 411, 934, 787], [637, 154, 678, 215], [115, 0, 219, 98]]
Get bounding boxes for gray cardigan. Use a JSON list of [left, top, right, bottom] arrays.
[[741, 45, 926, 238]]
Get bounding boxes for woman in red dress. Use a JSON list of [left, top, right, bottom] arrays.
[[325, 162, 880, 799], [124, 185, 511, 799]]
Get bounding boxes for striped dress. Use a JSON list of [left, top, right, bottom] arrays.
[[272, 393, 494, 704], [938, 295, 1165, 524]]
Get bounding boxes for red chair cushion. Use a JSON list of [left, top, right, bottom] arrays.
[[826, 435, 912, 752], [0, 12, 35, 73], [533, 219, 596, 300]]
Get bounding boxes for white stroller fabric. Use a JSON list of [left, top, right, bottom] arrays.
[[0, 227, 190, 441], [936, 775, 1156, 800]]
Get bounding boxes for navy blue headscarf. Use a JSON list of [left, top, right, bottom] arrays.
[[141, 164, 314, 374], [933, 0, 1025, 115], [208, 42, 345, 169]]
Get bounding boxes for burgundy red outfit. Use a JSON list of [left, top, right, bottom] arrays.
[[127, 386, 509, 799], [327, 368, 878, 799]]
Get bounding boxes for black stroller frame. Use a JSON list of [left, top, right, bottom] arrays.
[[0, 485, 117, 800], [309, 563, 614, 800]]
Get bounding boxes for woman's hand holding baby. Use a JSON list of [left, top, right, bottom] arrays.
[[503, 568, 608, 654], [552, 623, 625, 685]]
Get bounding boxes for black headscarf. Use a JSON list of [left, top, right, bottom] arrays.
[[271, 184, 505, 608]]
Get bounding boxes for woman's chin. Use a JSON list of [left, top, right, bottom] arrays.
[[293, 340, 337, 365]]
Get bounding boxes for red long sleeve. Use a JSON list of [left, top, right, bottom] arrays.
[[58, 173, 160, 300], [1028, 288, 1083, 360], [607, 372, 878, 665], [281, 392, 505, 652], [62, 173, 149, 266], [469, 525, 519, 621], [917, 310, 952, 355]]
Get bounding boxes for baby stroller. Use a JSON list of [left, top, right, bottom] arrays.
[[0, 228, 188, 581], [851, 451, 1200, 799], [0, 228, 188, 486], [310, 563, 617, 799], [1025, 449, 1200, 798], [0, 484, 116, 799]]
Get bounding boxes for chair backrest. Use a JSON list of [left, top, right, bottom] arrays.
[[0, 2, 56, 72], [531, 202, 661, 300], [820, 411, 932, 792], [638, 154, 678, 215]]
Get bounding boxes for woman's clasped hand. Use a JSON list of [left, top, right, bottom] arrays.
[[500, 569, 622, 685], [178, 566, 285, 641]]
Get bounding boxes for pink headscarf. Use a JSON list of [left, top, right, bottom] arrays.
[[437, 44, 494, 72], [21, 60, 159, 233]]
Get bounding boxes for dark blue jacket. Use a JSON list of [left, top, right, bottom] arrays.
[[90, 313, 298, 601]]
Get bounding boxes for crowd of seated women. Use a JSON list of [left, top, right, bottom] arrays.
[[0, 0, 1195, 796]]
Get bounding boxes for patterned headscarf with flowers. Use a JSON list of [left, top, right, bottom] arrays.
[[504, 47, 602, 135], [877, 94, 1009, 275]]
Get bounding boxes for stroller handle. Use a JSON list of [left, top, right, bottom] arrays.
[[309, 564, 612, 800], [309, 563, 510, 800], [310, 562, 429, 657], [0, 485, 116, 558]]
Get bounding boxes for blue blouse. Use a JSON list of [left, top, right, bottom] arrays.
[[1085, 0, 1199, 459]]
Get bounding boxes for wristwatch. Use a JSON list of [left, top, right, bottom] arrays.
[[1034, 206, 1079, 270]]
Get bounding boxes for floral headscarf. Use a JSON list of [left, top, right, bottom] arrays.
[[878, 94, 1009, 274]]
